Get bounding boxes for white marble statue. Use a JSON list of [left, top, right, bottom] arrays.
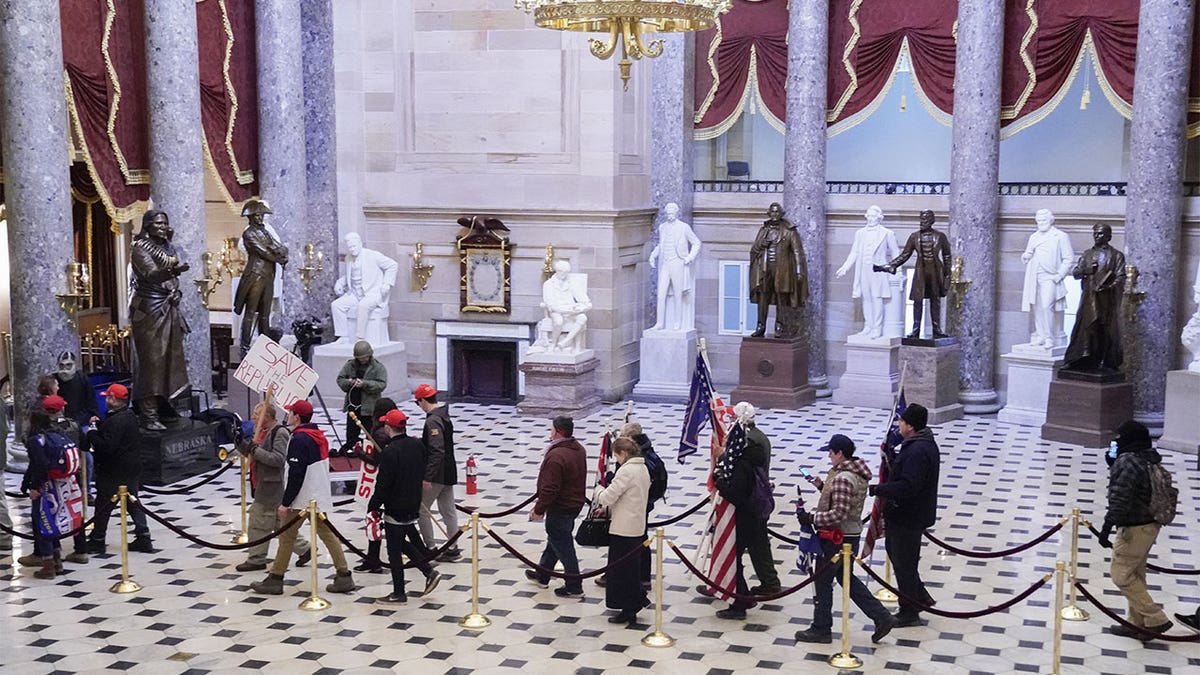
[[1182, 263, 1200, 372], [529, 259, 592, 355], [332, 233, 399, 344], [648, 202, 701, 332], [835, 205, 901, 339], [1020, 209, 1074, 349]]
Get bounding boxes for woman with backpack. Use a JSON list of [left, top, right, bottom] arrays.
[[20, 411, 83, 579], [593, 437, 650, 625]]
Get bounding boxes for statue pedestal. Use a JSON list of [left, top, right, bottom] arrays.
[[1041, 372, 1133, 447], [631, 329, 696, 402], [311, 341, 408, 412], [1159, 370, 1200, 455], [833, 336, 900, 409], [140, 418, 219, 486], [731, 338, 816, 409], [997, 344, 1066, 427], [898, 341, 963, 424], [518, 353, 602, 418]]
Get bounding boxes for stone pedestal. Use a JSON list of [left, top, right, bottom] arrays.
[[518, 354, 602, 418], [1041, 374, 1134, 447], [1159, 370, 1200, 454], [140, 419, 219, 487], [731, 338, 816, 410], [312, 341, 408, 412], [997, 344, 1066, 427], [631, 329, 696, 401], [833, 336, 900, 409], [898, 341, 964, 424]]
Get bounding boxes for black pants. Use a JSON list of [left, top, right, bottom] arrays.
[[384, 521, 434, 595], [90, 485, 150, 542], [811, 535, 891, 632], [342, 412, 361, 453], [747, 525, 780, 589], [886, 524, 931, 617], [606, 534, 648, 612], [731, 536, 754, 610]]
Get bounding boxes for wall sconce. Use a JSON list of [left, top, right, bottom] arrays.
[[949, 255, 972, 311], [218, 237, 246, 279], [543, 244, 556, 278], [297, 243, 325, 294], [412, 243, 434, 291], [1125, 264, 1146, 312], [194, 251, 223, 309], [56, 261, 93, 327]]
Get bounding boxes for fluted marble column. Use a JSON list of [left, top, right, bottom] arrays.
[[1124, 0, 1195, 432], [0, 0, 79, 429], [782, 0, 830, 397], [301, 0, 339, 318], [256, 0, 309, 331], [947, 0, 1004, 414], [144, 0, 210, 395], [648, 33, 696, 327]]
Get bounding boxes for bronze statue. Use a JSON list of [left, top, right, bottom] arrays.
[[749, 202, 809, 338], [1063, 223, 1126, 373], [233, 199, 289, 352], [876, 209, 952, 339], [129, 210, 191, 430]]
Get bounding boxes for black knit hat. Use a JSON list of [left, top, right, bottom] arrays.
[[1114, 419, 1150, 449], [901, 404, 929, 430]]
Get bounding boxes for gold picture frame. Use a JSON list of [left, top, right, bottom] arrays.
[[457, 216, 512, 314]]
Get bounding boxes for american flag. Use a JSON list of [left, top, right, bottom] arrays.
[[706, 417, 744, 600], [862, 388, 906, 558], [677, 352, 716, 461], [597, 428, 613, 486]]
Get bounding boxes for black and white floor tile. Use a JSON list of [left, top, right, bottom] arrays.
[[3, 399, 1199, 674]]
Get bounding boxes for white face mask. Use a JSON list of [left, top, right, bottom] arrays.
[[56, 353, 77, 378]]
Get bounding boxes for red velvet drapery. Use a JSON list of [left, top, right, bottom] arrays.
[[197, 0, 260, 206], [61, 0, 151, 221], [694, 0, 787, 140]]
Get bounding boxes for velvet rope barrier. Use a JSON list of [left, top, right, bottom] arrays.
[[454, 493, 539, 519], [766, 527, 801, 546], [483, 525, 647, 580], [856, 558, 1050, 619], [1083, 522, 1200, 575], [139, 461, 238, 495], [668, 539, 833, 603], [0, 514, 97, 541], [648, 496, 711, 528], [921, 520, 1065, 559], [5, 490, 23, 499], [319, 514, 465, 570], [132, 499, 305, 550], [1073, 581, 1200, 642]]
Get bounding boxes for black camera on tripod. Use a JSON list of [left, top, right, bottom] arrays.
[[291, 317, 325, 364]]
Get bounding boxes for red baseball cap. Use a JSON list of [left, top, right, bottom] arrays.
[[413, 383, 437, 400], [379, 409, 408, 427], [41, 395, 67, 412], [100, 383, 129, 400], [285, 400, 314, 417]]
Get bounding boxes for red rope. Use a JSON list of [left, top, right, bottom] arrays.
[[133, 499, 304, 550], [483, 525, 646, 580], [668, 540, 832, 603], [921, 522, 1064, 559], [856, 557, 1050, 618], [1073, 581, 1200, 642], [318, 514, 465, 569]]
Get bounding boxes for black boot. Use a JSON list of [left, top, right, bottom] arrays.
[[930, 297, 948, 338], [138, 400, 166, 432]]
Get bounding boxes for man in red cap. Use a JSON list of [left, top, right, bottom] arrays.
[[251, 399, 355, 596], [86, 383, 154, 554], [414, 384, 461, 561], [368, 409, 443, 604], [41, 395, 91, 564]]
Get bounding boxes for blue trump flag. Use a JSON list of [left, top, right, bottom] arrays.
[[677, 352, 715, 461]]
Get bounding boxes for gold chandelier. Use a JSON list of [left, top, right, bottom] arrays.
[[516, 1, 731, 90]]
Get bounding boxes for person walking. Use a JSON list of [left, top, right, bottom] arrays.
[[712, 405, 772, 621], [352, 397, 396, 574], [234, 401, 310, 572], [86, 384, 154, 554], [526, 416, 587, 598], [414, 384, 461, 561], [594, 437, 649, 625]]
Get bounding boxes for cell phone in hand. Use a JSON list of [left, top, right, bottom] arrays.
[[800, 468, 815, 483]]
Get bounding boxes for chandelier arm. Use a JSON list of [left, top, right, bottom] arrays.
[[632, 23, 665, 59], [589, 21, 620, 60], [622, 18, 643, 60]]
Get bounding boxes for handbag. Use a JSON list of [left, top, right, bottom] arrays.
[[574, 511, 611, 548]]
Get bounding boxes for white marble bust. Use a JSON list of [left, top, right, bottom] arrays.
[[529, 259, 592, 355], [836, 205, 901, 340], [648, 202, 701, 332], [1182, 263, 1200, 372], [332, 233, 399, 345], [1019, 209, 1074, 349]]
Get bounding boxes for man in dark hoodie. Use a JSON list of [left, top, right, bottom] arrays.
[[712, 402, 771, 620], [871, 403, 939, 627], [1098, 420, 1173, 639], [87, 384, 154, 555], [527, 415, 588, 597], [795, 434, 896, 644]]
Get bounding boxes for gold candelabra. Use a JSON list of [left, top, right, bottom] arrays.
[[411, 243, 434, 291], [1124, 264, 1146, 309], [194, 251, 223, 309], [298, 243, 325, 294], [542, 244, 556, 278], [217, 237, 247, 279], [949, 255, 972, 311], [56, 261, 93, 327]]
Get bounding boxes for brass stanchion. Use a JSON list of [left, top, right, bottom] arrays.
[[828, 543, 862, 670], [298, 500, 330, 611], [231, 454, 249, 544], [1060, 508, 1089, 621], [1050, 561, 1065, 675], [873, 556, 898, 604], [109, 486, 140, 594], [459, 513, 490, 629], [641, 527, 675, 647]]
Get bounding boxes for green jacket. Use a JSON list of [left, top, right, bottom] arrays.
[[336, 357, 388, 417]]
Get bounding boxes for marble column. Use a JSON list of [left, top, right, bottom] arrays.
[[300, 0, 339, 320], [144, 0, 210, 396], [648, 33, 695, 328], [256, 0, 310, 332], [1124, 0, 1195, 433], [0, 0, 80, 432], [782, 0, 830, 397], [946, 0, 1004, 414]]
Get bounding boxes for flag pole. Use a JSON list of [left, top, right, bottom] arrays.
[[692, 337, 721, 581], [883, 361, 909, 434]]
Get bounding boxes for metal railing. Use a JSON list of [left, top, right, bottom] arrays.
[[693, 180, 1155, 196]]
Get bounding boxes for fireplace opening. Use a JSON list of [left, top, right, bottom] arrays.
[[450, 339, 519, 404]]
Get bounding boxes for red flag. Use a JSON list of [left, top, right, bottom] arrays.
[[597, 430, 611, 487]]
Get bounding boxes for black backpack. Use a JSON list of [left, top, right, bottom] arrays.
[[644, 447, 668, 506]]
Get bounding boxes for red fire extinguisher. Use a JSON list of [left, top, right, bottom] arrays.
[[466, 454, 478, 495]]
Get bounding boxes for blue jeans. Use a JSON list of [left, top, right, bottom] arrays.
[[537, 511, 581, 592], [812, 535, 891, 632]]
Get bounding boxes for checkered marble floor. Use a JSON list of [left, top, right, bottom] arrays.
[[3, 399, 1199, 674]]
